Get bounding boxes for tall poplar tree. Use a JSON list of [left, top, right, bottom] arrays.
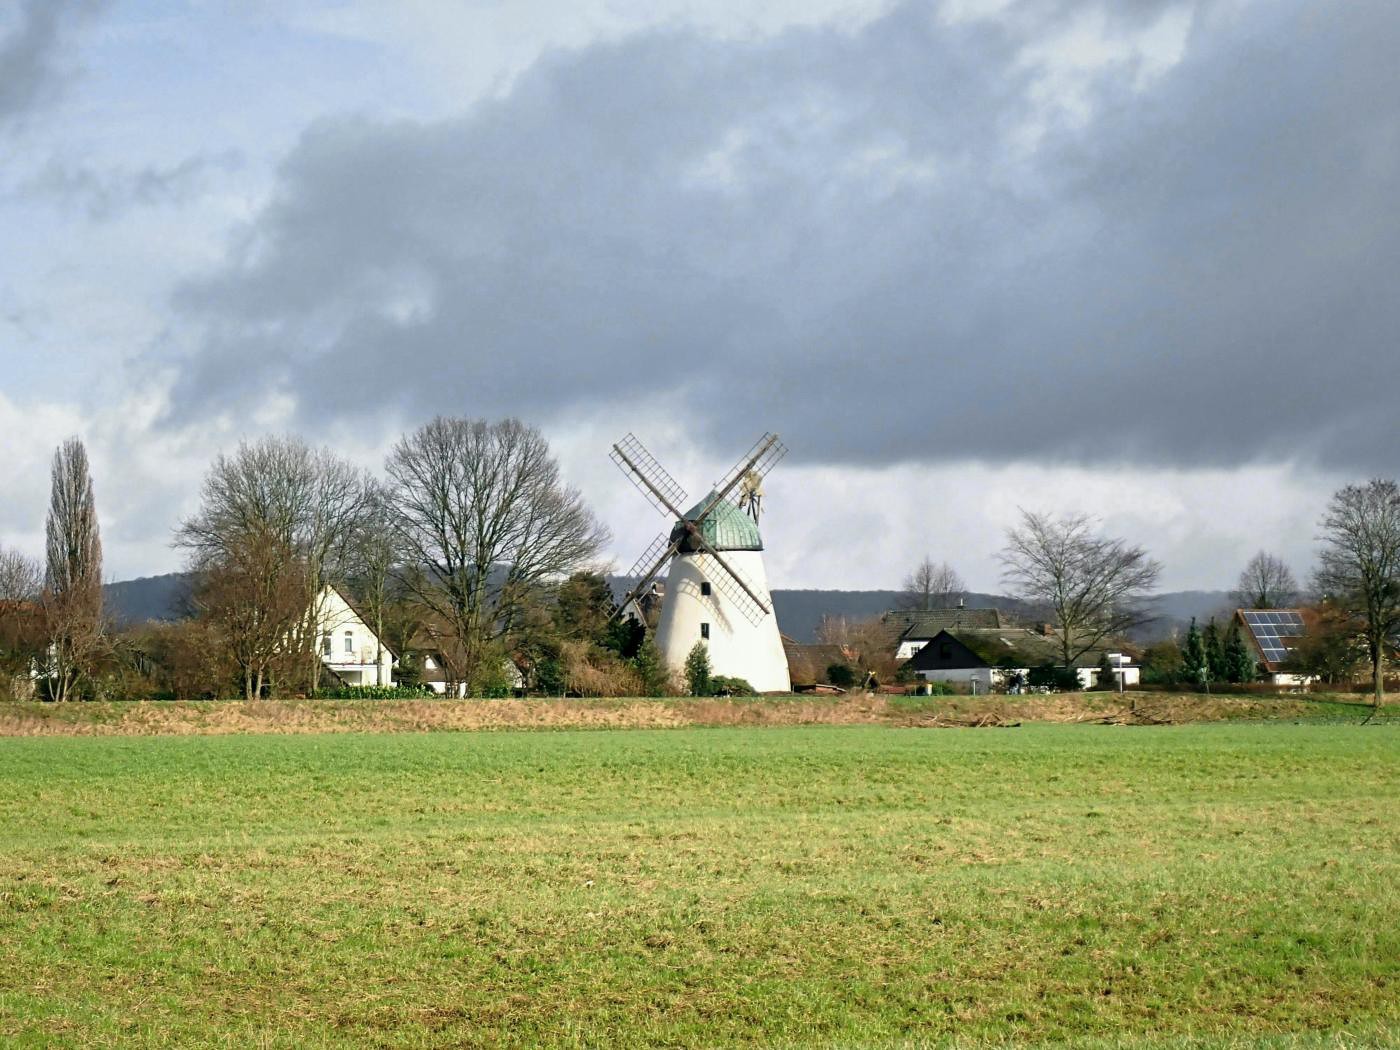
[[44, 438, 103, 700]]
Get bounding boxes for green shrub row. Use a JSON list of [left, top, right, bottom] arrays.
[[314, 684, 439, 700]]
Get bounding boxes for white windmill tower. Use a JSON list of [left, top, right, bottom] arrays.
[[610, 433, 791, 693]]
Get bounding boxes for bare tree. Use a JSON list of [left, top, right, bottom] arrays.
[[900, 557, 965, 610], [0, 547, 42, 601], [175, 435, 371, 691], [0, 546, 44, 693], [190, 527, 311, 700], [344, 482, 400, 687], [385, 417, 609, 695], [43, 438, 104, 701], [1233, 550, 1299, 609], [1314, 479, 1400, 710], [1000, 510, 1161, 669]]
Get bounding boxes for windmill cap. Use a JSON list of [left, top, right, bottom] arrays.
[[672, 491, 764, 552]]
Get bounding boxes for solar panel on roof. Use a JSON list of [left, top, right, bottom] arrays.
[[1239, 609, 1307, 666]]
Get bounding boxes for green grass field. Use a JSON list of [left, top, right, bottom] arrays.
[[1, 723, 1397, 1047]]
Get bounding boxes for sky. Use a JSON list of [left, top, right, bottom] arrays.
[[0, 0, 1395, 594]]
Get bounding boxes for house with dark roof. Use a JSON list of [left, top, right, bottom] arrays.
[[904, 627, 1139, 692], [885, 606, 1009, 659]]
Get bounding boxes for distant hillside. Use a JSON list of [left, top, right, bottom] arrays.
[[768, 590, 1039, 643], [104, 574, 193, 625], [104, 573, 1235, 643]]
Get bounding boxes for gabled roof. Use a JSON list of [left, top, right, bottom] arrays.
[[907, 628, 1134, 671], [1234, 608, 1306, 673], [889, 607, 1005, 639]]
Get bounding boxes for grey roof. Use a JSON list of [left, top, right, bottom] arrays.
[[888, 607, 1005, 639], [907, 628, 1135, 670]]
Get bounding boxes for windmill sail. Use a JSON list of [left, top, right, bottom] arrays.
[[610, 433, 688, 518], [711, 433, 786, 505], [693, 550, 769, 625]]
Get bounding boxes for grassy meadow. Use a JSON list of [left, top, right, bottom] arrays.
[[1, 722, 1397, 1047]]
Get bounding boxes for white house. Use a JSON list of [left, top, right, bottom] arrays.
[[904, 627, 1140, 692], [314, 585, 396, 688]]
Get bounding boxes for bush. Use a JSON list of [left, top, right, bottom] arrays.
[[708, 675, 756, 696], [907, 679, 955, 696], [826, 663, 857, 689], [1027, 664, 1082, 692], [684, 642, 711, 697], [316, 684, 437, 700], [1093, 653, 1118, 691], [631, 638, 670, 697]]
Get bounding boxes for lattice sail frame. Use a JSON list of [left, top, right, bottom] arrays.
[[711, 434, 789, 520], [610, 433, 689, 519]]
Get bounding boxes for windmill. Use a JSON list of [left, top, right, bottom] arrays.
[[610, 433, 791, 693]]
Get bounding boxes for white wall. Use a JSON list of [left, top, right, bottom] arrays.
[[918, 664, 1141, 690], [915, 666, 997, 691], [653, 550, 791, 693], [315, 586, 395, 687]]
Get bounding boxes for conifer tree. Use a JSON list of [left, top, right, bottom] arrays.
[[1182, 618, 1209, 691], [1223, 621, 1255, 684], [1203, 619, 1225, 683], [632, 637, 668, 697]]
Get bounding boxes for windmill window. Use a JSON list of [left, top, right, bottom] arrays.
[[700, 623, 710, 640], [344, 632, 354, 653], [322, 634, 332, 657], [700, 581, 711, 596]]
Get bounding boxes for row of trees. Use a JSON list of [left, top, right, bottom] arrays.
[[171, 417, 615, 699], [1, 419, 649, 701]]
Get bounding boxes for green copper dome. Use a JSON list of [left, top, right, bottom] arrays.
[[671, 492, 763, 551]]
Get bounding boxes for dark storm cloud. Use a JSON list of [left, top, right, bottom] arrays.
[[165, 0, 1400, 471], [0, 0, 103, 128]]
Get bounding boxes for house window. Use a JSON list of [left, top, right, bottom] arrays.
[[700, 622, 710, 640], [939, 644, 952, 659], [700, 581, 711, 596], [344, 632, 354, 654], [322, 634, 332, 656]]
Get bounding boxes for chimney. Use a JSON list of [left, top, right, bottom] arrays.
[[957, 597, 965, 608]]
